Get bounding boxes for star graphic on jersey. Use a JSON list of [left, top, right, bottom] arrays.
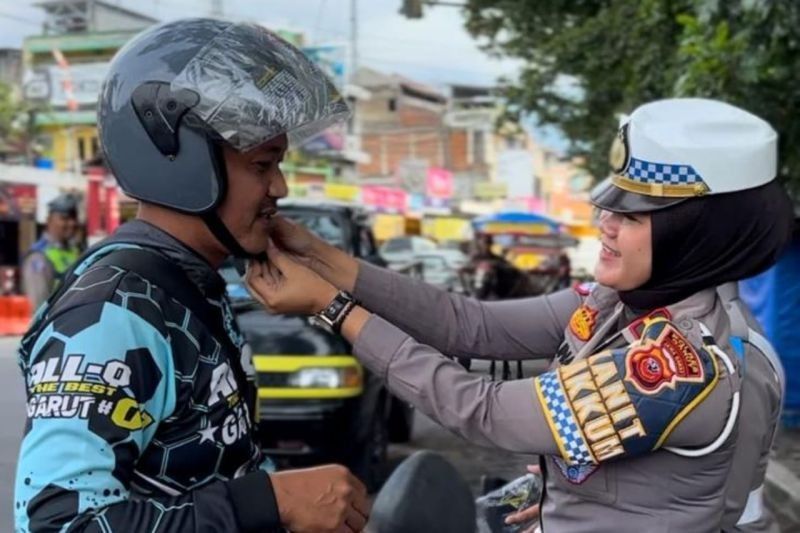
[[197, 425, 217, 444]]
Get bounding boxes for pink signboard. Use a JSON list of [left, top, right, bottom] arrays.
[[426, 167, 454, 199], [362, 186, 408, 212]]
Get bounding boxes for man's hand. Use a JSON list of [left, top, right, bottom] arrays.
[[503, 465, 541, 533], [270, 465, 370, 533], [245, 241, 337, 315]]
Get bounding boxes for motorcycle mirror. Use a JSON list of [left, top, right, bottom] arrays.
[[367, 451, 476, 533]]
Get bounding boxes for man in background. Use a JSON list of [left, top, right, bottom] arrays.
[[21, 193, 80, 309]]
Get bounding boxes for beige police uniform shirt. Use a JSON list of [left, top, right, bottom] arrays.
[[351, 262, 780, 532]]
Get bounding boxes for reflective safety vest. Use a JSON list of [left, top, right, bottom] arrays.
[[29, 237, 81, 282]]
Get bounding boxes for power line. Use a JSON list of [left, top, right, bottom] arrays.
[[313, 0, 328, 38], [0, 10, 41, 26], [360, 53, 505, 75]]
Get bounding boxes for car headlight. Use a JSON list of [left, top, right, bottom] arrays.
[[286, 367, 361, 389]]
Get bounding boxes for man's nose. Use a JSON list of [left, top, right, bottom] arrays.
[[270, 170, 289, 199]]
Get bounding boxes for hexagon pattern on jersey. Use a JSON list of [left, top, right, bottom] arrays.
[[16, 255, 261, 532]]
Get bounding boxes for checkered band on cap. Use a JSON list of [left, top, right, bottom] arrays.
[[538, 371, 595, 465], [626, 157, 706, 186]]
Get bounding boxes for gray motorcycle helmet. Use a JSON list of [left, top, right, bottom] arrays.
[[98, 18, 349, 256], [47, 193, 79, 218]]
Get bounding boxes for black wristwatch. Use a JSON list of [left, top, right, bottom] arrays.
[[316, 291, 357, 333]]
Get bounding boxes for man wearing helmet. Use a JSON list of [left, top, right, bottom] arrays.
[[21, 193, 81, 310], [246, 98, 793, 531], [14, 19, 367, 533]]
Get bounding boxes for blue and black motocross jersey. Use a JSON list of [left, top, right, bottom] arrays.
[[14, 220, 280, 532]]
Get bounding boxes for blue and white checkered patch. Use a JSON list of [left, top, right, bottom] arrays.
[[626, 157, 706, 186], [538, 371, 594, 465]]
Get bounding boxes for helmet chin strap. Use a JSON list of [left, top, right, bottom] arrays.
[[202, 212, 268, 275], [202, 140, 268, 274]]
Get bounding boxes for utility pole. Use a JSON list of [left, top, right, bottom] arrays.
[[348, 0, 361, 183], [350, 0, 358, 82], [210, 0, 223, 18]]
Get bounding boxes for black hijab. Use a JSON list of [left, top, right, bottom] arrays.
[[619, 180, 795, 309]]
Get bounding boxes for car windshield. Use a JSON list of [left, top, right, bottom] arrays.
[[419, 256, 448, 270], [219, 263, 242, 284], [417, 239, 437, 252], [284, 209, 348, 250], [382, 238, 411, 253]]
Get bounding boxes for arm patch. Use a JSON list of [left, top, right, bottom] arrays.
[[534, 318, 719, 465]]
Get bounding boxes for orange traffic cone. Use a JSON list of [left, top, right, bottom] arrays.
[[0, 297, 11, 336], [0, 296, 32, 336]]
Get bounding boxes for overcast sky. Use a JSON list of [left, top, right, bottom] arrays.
[[0, 0, 568, 151], [0, 0, 523, 88]]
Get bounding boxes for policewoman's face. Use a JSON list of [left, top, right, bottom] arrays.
[[594, 210, 652, 290], [217, 134, 289, 254]]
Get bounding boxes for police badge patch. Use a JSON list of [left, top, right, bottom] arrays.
[[553, 457, 599, 485], [625, 321, 705, 395], [609, 123, 630, 174], [569, 304, 598, 341]]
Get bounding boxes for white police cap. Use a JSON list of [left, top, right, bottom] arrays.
[[591, 98, 778, 213]]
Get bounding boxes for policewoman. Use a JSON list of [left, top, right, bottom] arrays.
[[21, 193, 81, 309], [247, 98, 794, 532]]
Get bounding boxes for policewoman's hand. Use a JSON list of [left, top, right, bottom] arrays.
[[503, 464, 541, 533], [270, 464, 370, 533], [245, 240, 337, 315], [269, 214, 361, 293], [269, 215, 321, 266]]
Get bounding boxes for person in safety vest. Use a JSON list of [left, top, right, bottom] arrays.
[[21, 193, 81, 310]]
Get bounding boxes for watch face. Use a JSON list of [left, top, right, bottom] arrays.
[[324, 299, 345, 320]]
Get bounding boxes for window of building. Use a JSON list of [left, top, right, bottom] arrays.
[[77, 137, 87, 161], [473, 130, 485, 165], [388, 98, 397, 112]]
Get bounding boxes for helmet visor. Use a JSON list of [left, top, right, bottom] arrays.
[[171, 22, 350, 152]]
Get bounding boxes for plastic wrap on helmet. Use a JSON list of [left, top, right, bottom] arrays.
[[171, 22, 350, 152], [476, 474, 542, 533]]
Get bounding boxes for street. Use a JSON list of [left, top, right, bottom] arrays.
[[388, 360, 542, 493], [0, 336, 26, 531]]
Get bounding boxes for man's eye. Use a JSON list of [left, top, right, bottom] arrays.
[[253, 161, 273, 171], [622, 213, 639, 222]]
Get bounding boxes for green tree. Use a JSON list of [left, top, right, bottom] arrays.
[[464, 0, 800, 198], [0, 81, 21, 140], [0, 80, 44, 164]]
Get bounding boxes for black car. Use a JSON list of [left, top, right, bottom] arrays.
[[224, 200, 414, 490]]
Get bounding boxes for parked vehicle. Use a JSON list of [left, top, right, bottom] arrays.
[[379, 235, 438, 265], [416, 253, 461, 292]]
